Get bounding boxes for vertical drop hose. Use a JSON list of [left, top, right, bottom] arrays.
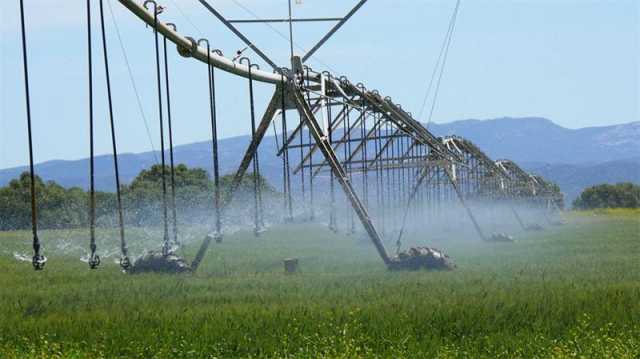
[[280, 74, 293, 221], [240, 58, 263, 236], [88, 0, 99, 269], [202, 39, 222, 241], [163, 32, 179, 248], [147, 1, 171, 256], [19, 0, 45, 271], [304, 68, 314, 219], [99, 0, 128, 270]]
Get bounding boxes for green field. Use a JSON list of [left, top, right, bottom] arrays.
[[1, 210, 639, 358]]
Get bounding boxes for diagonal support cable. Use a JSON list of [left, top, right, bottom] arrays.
[[197, 0, 278, 70], [302, 0, 369, 62]]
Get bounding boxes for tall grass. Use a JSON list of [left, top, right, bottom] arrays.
[[1, 211, 638, 358]]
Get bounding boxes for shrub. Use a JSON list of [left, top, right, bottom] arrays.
[[573, 182, 640, 209]]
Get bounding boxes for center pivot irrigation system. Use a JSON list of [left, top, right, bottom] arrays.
[[17, 0, 563, 272]]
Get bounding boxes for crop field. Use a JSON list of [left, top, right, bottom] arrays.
[[1, 209, 639, 358]]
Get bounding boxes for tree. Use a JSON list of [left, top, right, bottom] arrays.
[[573, 183, 640, 209], [0, 166, 279, 230], [122, 164, 211, 225], [122, 164, 277, 226], [0, 172, 39, 230], [0, 172, 90, 230]]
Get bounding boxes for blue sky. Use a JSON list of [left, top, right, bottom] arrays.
[[1, 0, 638, 169]]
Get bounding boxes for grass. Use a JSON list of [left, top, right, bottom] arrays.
[[0, 210, 639, 358]]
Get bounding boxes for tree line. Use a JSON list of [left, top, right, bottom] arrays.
[[572, 182, 640, 210], [3, 164, 636, 230], [0, 164, 275, 231]]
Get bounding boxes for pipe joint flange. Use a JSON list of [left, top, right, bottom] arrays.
[[177, 36, 197, 58]]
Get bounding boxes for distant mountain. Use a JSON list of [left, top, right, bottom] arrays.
[[1, 117, 638, 205], [0, 135, 288, 192], [427, 117, 640, 164], [521, 158, 640, 204]]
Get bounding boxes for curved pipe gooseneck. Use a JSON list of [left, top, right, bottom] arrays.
[[118, 0, 284, 84]]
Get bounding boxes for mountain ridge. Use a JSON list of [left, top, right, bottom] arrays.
[[2, 117, 638, 204], [427, 117, 639, 164]]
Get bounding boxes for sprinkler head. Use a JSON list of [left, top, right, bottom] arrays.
[[162, 242, 172, 257], [120, 256, 131, 272], [88, 254, 101, 269], [253, 226, 263, 237], [32, 255, 47, 270], [206, 231, 223, 243]]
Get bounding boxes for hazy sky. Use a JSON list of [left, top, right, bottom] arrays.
[[1, 0, 638, 169]]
